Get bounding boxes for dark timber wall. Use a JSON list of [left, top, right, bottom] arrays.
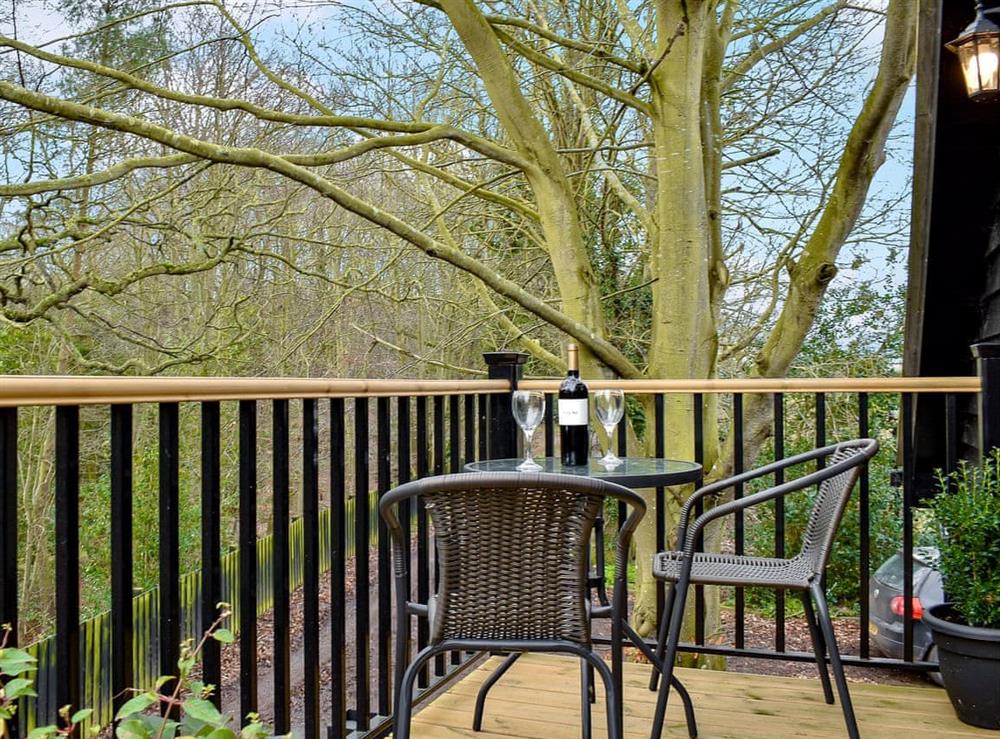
[[905, 0, 1000, 486]]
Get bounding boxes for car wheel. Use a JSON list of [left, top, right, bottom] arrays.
[[926, 645, 944, 687]]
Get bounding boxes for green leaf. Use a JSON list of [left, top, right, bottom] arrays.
[[115, 692, 158, 720], [205, 729, 236, 739], [238, 723, 269, 739], [0, 648, 37, 676], [115, 718, 152, 739], [71, 708, 94, 724], [211, 629, 234, 644], [27, 724, 58, 739], [181, 699, 224, 726], [155, 675, 174, 690], [3, 677, 37, 700]]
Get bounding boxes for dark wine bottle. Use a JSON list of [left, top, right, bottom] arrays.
[[559, 343, 589, 466]]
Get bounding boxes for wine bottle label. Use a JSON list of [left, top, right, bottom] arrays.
[[558, 398, 588, 426]]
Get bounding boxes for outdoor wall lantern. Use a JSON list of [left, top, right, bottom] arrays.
[[946, 1, 1000, 101]]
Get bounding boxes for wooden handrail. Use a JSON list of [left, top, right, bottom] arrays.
[[518, 377, 982, 393], [0, 376, 508, 407], [0, 374, 980, 407]]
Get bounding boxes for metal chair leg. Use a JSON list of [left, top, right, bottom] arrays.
[[581, 659, 592, 739], [582, 651, 622, 739], [810, 580, 861, 739], [473, 652, 521, 731], [648, 580, 675, 691], [394, 645, 438, 739], [621, 620, 698, 738], [801, 589, 834, 704], [650, 565, 692, 739]]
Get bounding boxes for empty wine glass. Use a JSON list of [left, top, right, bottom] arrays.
[[594, 389, 625, 468], [512, 390, 545, 472]]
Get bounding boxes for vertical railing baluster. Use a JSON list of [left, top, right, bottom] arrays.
[[734, 393, 744, 650], [415, 397, 429, 688], [303, 399, 321, 735], [272, 400, 291, 733], [449, 394, 460, 473], [902, 393, 914, 661], [463, 395, 475, 465], [544, 393, 554, 458], [773, 394, 786, 653], [617, 418, 627, 532], [200, 402, 221, 706], [654, 394, 665, 623], [858, 392, 870, 660], [111, 404, 134, 727], [239, 400, 258, 718], [816, 393, 827, 464], [56, 406, 80, 717], [329, 398, 347, 738], [0, 407, 17, 738], [354, 397, 371, 729], [693, 393, 706, 645], [158, 403, 179, 710], [398, 397, 412, 606], [432, 396, 446, 677], [448, 394, 461, 667], [815, 393, 827, 595], [376, 397, 392, 716], [945, 392, 959, 475], [477, 393, 488, 460]]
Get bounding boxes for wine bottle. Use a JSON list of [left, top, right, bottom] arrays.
[[559, 343, 589, 466]]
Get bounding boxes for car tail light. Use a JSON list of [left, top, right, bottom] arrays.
[[890, 595, 924, 620]]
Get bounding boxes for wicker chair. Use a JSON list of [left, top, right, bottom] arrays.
[[380, 472, 682, 739], [647, 439, 879, 739]]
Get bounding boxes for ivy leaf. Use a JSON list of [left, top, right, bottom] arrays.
[[211, 629, 234, 644], [71, 708, 94, 724], [115, 692, 158, 720]]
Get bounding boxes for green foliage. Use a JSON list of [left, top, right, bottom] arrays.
[[111, 606, 279, 739], [930, 452, 1000, 629], [2, 612, 282, 739], [0, 626, 93, 739], [1, 625, 36, 738]]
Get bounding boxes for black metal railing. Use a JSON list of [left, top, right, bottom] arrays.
[[0, 379, 504, 739], [514, 373, 982, 672], [0, 351, 995, 739]]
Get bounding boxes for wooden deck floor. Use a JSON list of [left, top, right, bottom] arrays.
[[411, 653, 993, 738]]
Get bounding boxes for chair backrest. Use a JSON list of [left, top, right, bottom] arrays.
[[798, 439, 878, 577], [380, 472, 644, 646]]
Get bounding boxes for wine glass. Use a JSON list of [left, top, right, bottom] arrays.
[[594, 389, 625, 468], [512, 390, 545, 472]]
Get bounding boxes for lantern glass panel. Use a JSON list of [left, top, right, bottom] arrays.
[[958, 33, 1000, 97]]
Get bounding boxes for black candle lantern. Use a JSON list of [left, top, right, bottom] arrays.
[[946, 1, 1000, 101]]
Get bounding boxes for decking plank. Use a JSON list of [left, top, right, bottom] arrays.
[[403, 654, 991, 738]]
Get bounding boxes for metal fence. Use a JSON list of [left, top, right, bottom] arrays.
[[0, 366, 988, 738]]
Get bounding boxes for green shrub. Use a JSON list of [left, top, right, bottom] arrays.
[[931, 451, 1000, 629]]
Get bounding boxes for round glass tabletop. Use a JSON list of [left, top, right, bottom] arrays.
[[463, 457, 702, 488]]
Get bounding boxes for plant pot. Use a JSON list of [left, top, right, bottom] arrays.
[[924, 603, 1000, 730]]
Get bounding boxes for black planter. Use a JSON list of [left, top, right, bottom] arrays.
[[924, 603, 1000, 730]]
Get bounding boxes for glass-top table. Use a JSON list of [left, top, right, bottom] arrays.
[[464, 456, 702, 489]]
